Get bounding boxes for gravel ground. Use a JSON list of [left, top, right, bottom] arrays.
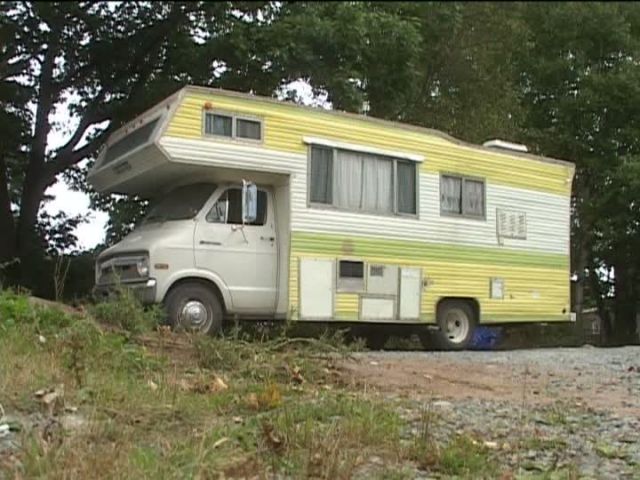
[[343, 346, 640, 479], [3, 346, 638, 478]]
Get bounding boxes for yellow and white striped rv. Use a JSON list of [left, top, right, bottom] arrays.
[[89, 86, 575, 349]]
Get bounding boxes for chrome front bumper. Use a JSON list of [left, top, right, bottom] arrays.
[[94, 278, 157, 305]]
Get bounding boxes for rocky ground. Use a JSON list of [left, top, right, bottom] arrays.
[[2, 311, 639, 480], [342, 346, 640, 479]]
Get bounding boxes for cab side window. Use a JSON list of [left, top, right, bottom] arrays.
[[206, 188, 267, 226]]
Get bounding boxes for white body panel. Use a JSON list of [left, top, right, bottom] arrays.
[[399, 268, 422, 320], [361, 297, 395, 320], [160, 137, 571, 256], [193, 188, 277, 313], [299, 258, 334, 319]]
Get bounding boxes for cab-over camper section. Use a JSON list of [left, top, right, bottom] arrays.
[[89, 85, 574, 349]]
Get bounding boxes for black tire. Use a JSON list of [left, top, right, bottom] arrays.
[[164, 282, 223, 335], [435, 300, 476, 350]]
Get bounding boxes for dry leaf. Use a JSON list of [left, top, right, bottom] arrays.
[[245, 393, 260, 410], [290, 365, 305, 384], [261, 422, 284, 453], [147, 380, 159, 391], [37, 385, 64, 416], [213, 437, 230, 449], [212, 374, 228, 391]]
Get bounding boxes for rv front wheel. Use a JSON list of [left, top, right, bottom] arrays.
[[164, 282, 223, 335], [436, 300, 475, 350]]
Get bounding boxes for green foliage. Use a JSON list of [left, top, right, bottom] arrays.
[[90, 287, 163, 334], [0, 289, 73, 333], [2, 2, 640, 342], [435, 435, 497, 478], [259, 393, 403, 478]]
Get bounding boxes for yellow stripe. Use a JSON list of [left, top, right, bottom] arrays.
[[288, 232, 570, 324], [165, 92, 574, 196]]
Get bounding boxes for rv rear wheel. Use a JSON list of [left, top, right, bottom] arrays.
[[435, 300, 475, 350], [164, 282, 223, 335]]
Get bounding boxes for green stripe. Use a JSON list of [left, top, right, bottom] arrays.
[[291, 232, 569, 270]]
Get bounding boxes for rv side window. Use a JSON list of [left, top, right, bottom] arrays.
[[236, 118, 261, 140], [308, 146, 417, 216], [204, 112, 263, 141], [397, 160, 417, 214], [440, 174, 485, 219], [309, 146, 333, 204], [206, 188, 267, 225], [337, 260, 365, 292], [205, 113, 233, 137]]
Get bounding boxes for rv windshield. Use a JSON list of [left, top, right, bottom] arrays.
[[144, 183, 216, 224]]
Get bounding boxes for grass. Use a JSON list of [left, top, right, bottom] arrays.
[[0, 290, 404, 479], [0, 289, 601, 479]]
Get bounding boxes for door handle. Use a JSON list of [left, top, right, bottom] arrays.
[[199, 240, 221, 246], [260, 236, 275, 242]]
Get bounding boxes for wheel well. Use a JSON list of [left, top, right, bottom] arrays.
[[436, 297, 480, 323], [164, 277, 227, 313]]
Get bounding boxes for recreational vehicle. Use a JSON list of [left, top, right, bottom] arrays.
[[88, 86, 575, 349]]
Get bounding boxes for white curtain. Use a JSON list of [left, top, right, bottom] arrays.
[[335, 151, 393, 214], [441, 176, 462, 213], [362, 155, 393, 213], [463, 179, 484, 216], [335, 151, 364, 210]]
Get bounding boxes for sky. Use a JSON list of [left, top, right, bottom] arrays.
[[43, 181, 108, 250], [43, 92, 109, 251], [43, 80, 326, 251]]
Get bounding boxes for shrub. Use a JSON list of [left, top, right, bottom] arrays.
[[90, 286, 163, 334], [0, 289, 73, 333]]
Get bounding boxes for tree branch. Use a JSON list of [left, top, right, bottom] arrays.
[[54, 100, 109, 160], [31, 43, 59, 166], [0, 56, 31, 82], [45, 128, 112, 181]]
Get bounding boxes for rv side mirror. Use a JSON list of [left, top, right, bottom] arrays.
[[242, 180, 257, 224]]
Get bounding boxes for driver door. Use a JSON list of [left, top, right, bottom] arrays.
[[194, 187, 277, 313]]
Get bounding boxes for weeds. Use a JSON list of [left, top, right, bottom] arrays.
[[90, 286, 162, 334], [435, 435, 498, 477], [258, 394, 403, 479], [0, 290, 599, 479]]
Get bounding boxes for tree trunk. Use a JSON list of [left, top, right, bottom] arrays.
[[612, 260, 637, 345], [0, 156, 16, 263], [15, 170, 50, 287], [571, 234, 589, 345], [588, 264, 612, 344]]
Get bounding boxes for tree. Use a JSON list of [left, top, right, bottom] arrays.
[[0, 1, 276, 288], [517, 2, 640, 343]]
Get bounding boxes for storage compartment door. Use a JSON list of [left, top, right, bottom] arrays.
[[399, 268, 421, 320], [299, 258, 334, 319], [360, 297, 395, 320]]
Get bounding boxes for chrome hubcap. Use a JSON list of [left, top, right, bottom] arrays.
[[445, 309, 469, 344], [180, 300, 209, 330]]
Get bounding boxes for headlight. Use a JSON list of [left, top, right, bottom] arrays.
[[136, 257, 150, 278]]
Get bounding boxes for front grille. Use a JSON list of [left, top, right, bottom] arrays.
[[97, 255, 146, 285]]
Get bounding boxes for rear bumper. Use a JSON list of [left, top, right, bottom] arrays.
[[94, 278, 158, 305]]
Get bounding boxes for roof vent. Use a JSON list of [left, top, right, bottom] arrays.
[[482, 139, 528, 153]]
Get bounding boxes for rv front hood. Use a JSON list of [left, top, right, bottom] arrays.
[[98, 220, 195, 262]]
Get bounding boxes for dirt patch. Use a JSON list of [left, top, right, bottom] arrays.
[[339, 352, 640, 417]]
